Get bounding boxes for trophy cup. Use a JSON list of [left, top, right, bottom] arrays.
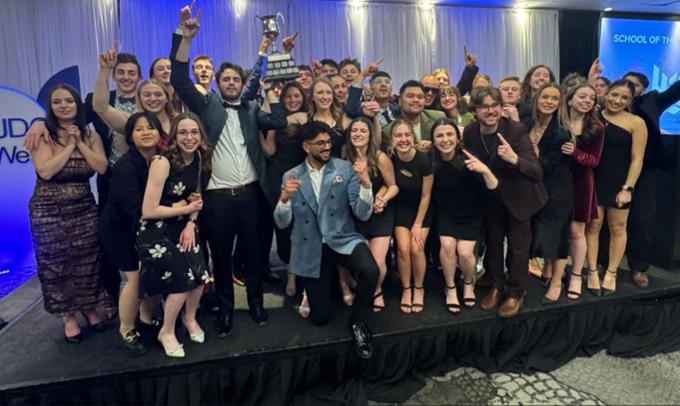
[[255, 13, 300, 82]]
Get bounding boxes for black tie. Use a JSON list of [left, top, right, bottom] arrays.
[[223, 102, 241, 110]]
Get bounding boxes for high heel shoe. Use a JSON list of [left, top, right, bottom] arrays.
[[64, 332, 83, 344], [445, 285, 461, 314], [182, 316, 205, 344], [372, 291, 385, 312], [602, 269, 617, 297], [81, 311, 106, 333], [462, 278, 477, 308], [158, 334, 185, 358], [567, 270, 583, 301], [542, 283, 562, 305], [585, 267, 601, 297], [412, 286, 425, 313], [400, 286, 412, 314]]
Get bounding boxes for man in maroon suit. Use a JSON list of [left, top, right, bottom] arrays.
[[463, 86, 548, 318]]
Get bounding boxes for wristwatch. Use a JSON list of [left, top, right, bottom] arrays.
[[622, 185, 634, 192]]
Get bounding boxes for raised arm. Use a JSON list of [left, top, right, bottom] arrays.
[[456, 46, 480, 96], [93, 47, 129, 135], [241, 36, 271, 102], [170, 5, 209, 115]]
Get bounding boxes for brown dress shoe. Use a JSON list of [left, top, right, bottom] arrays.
[[498, 296, 524, 318], [632, 272, 649, 289], [481, 288, 502, 312]]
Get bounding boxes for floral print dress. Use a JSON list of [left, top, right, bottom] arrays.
[[137, 157, 208, 296]]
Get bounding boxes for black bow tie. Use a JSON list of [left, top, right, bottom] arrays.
[[118, 96, 135, 104], [223, 102, 241, 110]]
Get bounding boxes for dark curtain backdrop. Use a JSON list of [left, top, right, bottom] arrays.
[[558, 10, 600, 79]]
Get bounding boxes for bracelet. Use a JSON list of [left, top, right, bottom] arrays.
[[622, 185, 634, 192]]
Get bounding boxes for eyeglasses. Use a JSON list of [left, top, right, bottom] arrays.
[[423, 86, 439, 94], [177, 129, 201, 138], [477, 103, 501, 111], [307, 139, 333, 147]]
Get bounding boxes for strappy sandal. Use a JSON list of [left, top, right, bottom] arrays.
[[412, 286, 425, 313], [567, 270, 583, 301], [373, 291, 385, 312], [400, 286, 412, 314], [445, 285, 461, 314], [462, 278, 477, 308]]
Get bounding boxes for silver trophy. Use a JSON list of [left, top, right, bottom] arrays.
[[255, 13, 299, 82]]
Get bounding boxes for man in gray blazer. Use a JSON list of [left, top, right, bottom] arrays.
[[274, 122, 379, 359]]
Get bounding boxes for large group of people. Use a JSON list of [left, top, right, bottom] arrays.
[[23, 3, 680, 360]]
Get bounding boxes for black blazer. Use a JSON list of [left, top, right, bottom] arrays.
[[99, 148, 149, 271], [85, 90, 116, 158], [463, 117, 548, 221], [631, 79, 680, 170]]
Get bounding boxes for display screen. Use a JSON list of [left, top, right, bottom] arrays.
[[599, 16, 680, 134]]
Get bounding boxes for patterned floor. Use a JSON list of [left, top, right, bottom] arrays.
[[405, 350, 680, 405]]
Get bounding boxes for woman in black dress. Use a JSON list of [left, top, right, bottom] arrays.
[[100, 112, 162, 355], [390, 119, 433, 313], [261, 81, 308, 298], [138, 112, 210, 357], [29, 85, 108, 342], [431, 118, 498, 313], [586, 80, 648, 295], [344, 117, 398, 311], [527, 84, 574, 304]]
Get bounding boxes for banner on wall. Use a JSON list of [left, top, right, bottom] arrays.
[[0, 86, 44, 272]]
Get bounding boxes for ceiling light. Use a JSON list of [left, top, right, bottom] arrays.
[[603, 7, 613, 12]]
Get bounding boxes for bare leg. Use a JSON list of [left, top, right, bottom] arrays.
[[158, 292, 188, 350], [585, 206, 605, 290], [439, 236, 460, 313], [568, 221, 587, 299], [63, 313, 81, 338], [183, 286, 204, 336], [545, 258, 567, 301], [395, 227, 413, 313], [603, 208, 630, 292], [457, 240, 477, 306], [369, 236, 391, 310], [411, 228, 430, 313], [338, 267, 355, 306], [118, 270, 141, 336]]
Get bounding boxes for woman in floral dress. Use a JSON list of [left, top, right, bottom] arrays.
[[137, 112, 210, 358]]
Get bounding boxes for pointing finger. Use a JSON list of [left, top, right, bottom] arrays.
[[462, 149, 475, 159], [496, 132, 509, 145]]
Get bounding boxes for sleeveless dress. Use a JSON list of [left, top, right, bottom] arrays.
[[29, 158, 104, 316], [594, 120, 632, 209], [354, 168, 394, 239], [392, 150, 433, 228], [432, 159, 485, 241], [137, 158, 209, 296], [264, 125, 306, 206]]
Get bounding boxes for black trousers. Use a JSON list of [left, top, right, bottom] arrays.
[[202, 185, 264, 316], [626, 168, 657, 273], [304, 243, 379, 327], [484, 197, 531, 299]]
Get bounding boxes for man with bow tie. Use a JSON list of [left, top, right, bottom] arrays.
[[274, 122, 380, 359], [170, 4, 287, 338]]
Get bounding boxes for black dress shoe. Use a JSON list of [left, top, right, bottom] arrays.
[[118, 329, 148, 356], [216, 314, 233, 338], [81, 311, 107, 333], [64, 332, 83, 344], [350, 321, 373, 359], [249, 306, 268, 327]]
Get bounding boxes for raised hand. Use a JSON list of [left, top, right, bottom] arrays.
[[463, 149, 489, 174], [353, 150, 371, 187], [361, 100, 381, 117], [282, 32, 298, 53], [561, 141, 575, 156], [99, 43, 118, 70], [501, 104, 519, 122], [363, 58, 382, 76], [464, 45, 478, 66], [180, 1, 201, 39], [280, 178, 302, 203], [259, 35, 272, 54], [311, 58, 323, 77], [496, 133, 518, 165]]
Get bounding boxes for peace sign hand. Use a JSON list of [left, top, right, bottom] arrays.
[[496, 133, 518, 165]]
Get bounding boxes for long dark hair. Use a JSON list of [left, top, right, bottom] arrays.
[[164, 112, 211, 173], [124, 112, 163, 147], [45, 84, 89, 146], [531, 83, 562, 124], [559, 83, 602, 144], [342, 117, 381, 179], [281, 81, 308, 114], [521, 65, 555, 104], [430, 117, 465, 171]]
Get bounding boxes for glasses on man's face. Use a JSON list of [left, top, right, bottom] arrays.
[[423, 86, 439, 95], [477, 102, 501, 111], [177, 129, 201, 138], [308, 139, 333, 148]]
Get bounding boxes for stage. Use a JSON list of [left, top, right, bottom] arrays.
[[2, 267, 680, 405]]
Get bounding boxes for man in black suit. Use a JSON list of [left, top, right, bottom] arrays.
[[171, 4, 287, 337], [623, 71, 680, 288]]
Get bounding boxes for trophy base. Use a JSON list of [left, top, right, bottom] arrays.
[[264, 52, 300, 82]]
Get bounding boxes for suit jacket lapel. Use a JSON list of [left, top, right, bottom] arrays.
[[298, 164, 319, 214], [317, 160, 336, 210]]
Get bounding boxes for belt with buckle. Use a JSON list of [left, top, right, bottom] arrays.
[[213, 182, 254, 197]]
